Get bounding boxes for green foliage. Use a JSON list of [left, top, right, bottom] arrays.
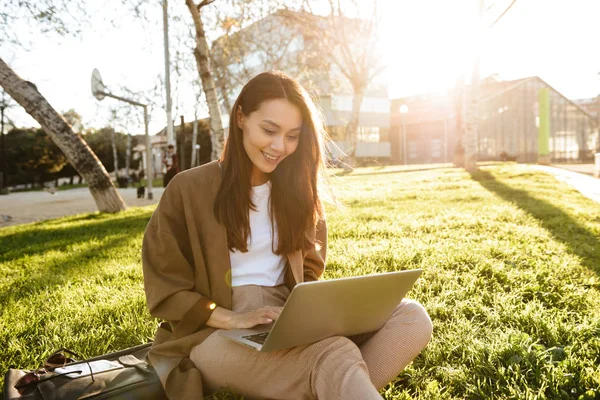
[[174, 118, 212, 170], [82, 127, 139, 173], [3, 124, 140, 188], [0, 164, 599, 399], [4, 127, 68, 186], [62, 109, 84, 134]]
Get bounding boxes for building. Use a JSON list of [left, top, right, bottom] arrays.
[[132, 134, 167, 179], [211, 10, 390, 161], [574, 97, 600, 127], [153, 117, 212, 171], [390, 92, 456, 165], [390, 76, 599, 164]]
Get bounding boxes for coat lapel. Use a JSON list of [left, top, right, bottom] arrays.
[[202, 165, 233, 310], [287, 250, 303, 285], [210, 223, 233, 310]]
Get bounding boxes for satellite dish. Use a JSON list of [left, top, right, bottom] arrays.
[[91, 68, 107, 101]]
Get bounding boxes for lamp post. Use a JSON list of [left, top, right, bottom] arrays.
[[400, 104, 409, 165], [0, 89, 13, 194], [597, 72, 600, 146], [91, 69, 153, 200], [162, 0, 174, 148], [0, 96, 6, 194], [595, 72, 600, 177]]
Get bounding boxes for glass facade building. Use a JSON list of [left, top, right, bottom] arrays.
[[479, 77, 598, 162], [391, 76, 599, 164]]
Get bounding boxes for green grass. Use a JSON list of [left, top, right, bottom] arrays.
[[1, 164, 599, 399]]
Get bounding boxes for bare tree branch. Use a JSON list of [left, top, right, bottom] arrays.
[[489, 0, 516, 28], [197, 0, 217, 11]]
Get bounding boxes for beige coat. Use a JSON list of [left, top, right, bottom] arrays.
[[142, 161, 327, 400]]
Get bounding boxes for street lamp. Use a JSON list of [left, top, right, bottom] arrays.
[[162, 0, 174, 148], [91, 68, 153, 200], [0, 94, 7, 194], [400, 104, 408, 165], [0, 90, 14, 194]]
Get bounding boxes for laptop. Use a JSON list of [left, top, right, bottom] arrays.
[[219, 269, 423, 352]]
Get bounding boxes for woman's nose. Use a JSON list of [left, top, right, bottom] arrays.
[[271, 135, 284, 153]]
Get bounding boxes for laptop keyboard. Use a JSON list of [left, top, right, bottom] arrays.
[[242, 332, 269, 345]]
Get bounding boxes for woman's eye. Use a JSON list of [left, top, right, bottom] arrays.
[[263, 128, 276, 135], [287, 135, 299, 141]]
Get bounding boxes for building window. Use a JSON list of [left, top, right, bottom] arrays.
[[357, 127, 380, 143], [431, 139, 442, 158], [408, 141, 418, 159], [331, 96, 390, 113]]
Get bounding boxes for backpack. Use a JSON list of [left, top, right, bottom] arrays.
[[4, 343, 167, 400]]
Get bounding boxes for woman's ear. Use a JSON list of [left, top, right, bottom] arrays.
[[236, 106, 244, 130]]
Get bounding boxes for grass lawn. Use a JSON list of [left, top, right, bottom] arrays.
[[1, 163, 599, 399]]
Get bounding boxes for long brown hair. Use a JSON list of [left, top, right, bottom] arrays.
[[214, 71, 327, 255]]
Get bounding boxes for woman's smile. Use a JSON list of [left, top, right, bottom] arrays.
[[262, 151, 281, 163]]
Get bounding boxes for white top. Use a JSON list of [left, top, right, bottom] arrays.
[[230, 181, 286, 287]]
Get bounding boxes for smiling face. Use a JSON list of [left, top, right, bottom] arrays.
[[238, 98, 303, 186]]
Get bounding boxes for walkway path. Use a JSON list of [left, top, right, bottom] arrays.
[[0, 187, 165, 229], [552, 163, 595, 176], [531, 164, 600, 204], [1, 164, 598, 230]]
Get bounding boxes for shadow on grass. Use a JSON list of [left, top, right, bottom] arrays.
[[471, 169, 600, 275], [0, 212, 152, 263], [0, 211, 153, 305], [0, 234, 140, 306], [332, 165, 453, 178]]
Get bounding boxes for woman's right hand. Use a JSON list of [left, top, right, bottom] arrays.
[[227, 306, 283, 330], [205, 305, 283, 330]]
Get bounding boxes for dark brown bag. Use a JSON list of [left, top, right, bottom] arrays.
[[3, 343, 167, 400]]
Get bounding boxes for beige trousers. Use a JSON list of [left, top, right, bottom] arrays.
[[190, 284, 433, 400]]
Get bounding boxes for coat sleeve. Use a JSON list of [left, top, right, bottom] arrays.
[[303, 219, 327, 282], [142, 177, 215, 336]]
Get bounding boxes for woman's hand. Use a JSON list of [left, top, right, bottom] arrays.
[[206, 305, 283, 330], [228, 306, 283, 329]]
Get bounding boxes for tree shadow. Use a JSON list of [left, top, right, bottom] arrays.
[[0, 212, 152, 263], [0, 212, 153, 305], [0, 234, 144, 306], [331, 165, 453, 178], [470, 169, 600, 275]]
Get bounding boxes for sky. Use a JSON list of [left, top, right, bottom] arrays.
[[2, 0, 599, 135], [381, 0, 600, 100]]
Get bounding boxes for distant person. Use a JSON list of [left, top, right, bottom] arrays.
[[162, 144, 179, 187], [142, 71, 433, 399]]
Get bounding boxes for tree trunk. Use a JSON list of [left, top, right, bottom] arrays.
[[191, 116, 198, 168], [463, 0, 483, 173], [185, 0, 225, 161], [179, 115, 187, 170], [0, 104, 6, 192], [125, 133, 131, 181], [0, 57, 126, 212], [344, 88, 364, 169], [111, 127, 118, 176], [214, 65, 232, 115], [453, 76, 466, 168], [464, 72, 479, 173]]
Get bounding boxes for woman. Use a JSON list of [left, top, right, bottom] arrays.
[[142, 71, 433, 400]]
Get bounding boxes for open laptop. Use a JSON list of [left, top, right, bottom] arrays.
[[219, 269, 423, 352]]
